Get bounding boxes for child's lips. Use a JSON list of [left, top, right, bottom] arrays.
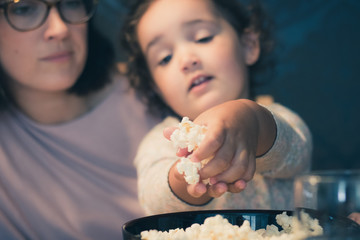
[[188, 76, 213, 91]]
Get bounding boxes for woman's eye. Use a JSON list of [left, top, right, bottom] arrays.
[[196, 36, 214, 43], [10, 3, 37, 16], [62, 0, 83, 10], [159, 55, 172, 66]]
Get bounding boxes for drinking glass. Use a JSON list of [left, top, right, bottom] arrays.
[[294, 170, 360, 239]]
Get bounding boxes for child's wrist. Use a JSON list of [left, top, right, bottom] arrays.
[[255, 103, 277, 157]]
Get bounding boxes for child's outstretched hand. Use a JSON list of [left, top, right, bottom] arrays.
[[164, 99, 276, 203]]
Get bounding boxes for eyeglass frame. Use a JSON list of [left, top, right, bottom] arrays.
[[0, 0, 99, 32]]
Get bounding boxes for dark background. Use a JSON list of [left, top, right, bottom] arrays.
[[93, 0, 360, 171]]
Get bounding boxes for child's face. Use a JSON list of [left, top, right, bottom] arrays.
[[137, 0, 259, 119]]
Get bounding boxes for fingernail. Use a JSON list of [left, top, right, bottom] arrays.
[[237, 180, 247, 189], [196, 184, 206, 194], [217, 184, 226, 194], [210, 177, 217, 185]]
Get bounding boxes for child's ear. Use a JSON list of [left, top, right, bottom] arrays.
[[241, 29, 260, 66]]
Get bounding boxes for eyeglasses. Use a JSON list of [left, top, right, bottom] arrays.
[[0, 0, 98, 32]]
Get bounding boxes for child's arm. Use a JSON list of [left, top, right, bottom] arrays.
[[136, 99, 311, 213], [167, 99, 311, 203], [194, 99, 277, 182], [167, 99, 277, 203]]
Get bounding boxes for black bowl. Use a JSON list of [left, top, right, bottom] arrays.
[[122, 209, 292, 240], [296, 208, 360, 239]]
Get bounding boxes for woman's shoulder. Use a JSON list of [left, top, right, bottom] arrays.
[[89, 71, 139, 110]]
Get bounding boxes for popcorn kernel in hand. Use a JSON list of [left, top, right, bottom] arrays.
[[171, 117, 209, 184]]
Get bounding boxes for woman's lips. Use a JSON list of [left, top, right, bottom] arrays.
[[40, 51, 73, 62], [189, 76, 213, 91]]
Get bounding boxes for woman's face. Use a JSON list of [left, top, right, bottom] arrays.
[[0, 2, 88, 96], [137, 0, 259, 120]]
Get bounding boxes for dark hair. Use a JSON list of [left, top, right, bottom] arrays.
[[121, 0, 274, 117], [0, 19, 115, 111]]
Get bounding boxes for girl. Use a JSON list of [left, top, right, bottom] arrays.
[[122, 0, 311, 214]]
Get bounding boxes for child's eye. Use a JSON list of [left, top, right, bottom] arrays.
[[159, 55, 172, 66], [196, 36, 214, 43]]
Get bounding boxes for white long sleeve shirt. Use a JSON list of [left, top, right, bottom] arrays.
[[135, 103, 312, 215]]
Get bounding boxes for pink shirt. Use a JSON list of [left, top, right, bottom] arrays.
[[0, 75, 160, 240]]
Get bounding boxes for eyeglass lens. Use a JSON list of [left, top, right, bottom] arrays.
[[4, 0, 95, 31]]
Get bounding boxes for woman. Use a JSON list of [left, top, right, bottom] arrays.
[[0, 0, 159, 239]]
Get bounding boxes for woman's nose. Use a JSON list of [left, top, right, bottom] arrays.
[[43, 8, 69, 41]]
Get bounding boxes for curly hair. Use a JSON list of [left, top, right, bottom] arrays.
[[121, 0, 274, 117], [0, 19, 115, 111]]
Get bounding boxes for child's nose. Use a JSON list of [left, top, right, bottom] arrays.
[[182, 60, 198, 72], [181, 54, 200, 73], [43, 8, 69, 41]]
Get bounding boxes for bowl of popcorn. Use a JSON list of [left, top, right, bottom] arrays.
[[122, 209, 330, 240], [123, 118, 360, 239]]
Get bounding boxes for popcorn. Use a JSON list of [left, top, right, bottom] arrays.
[[140, 212, 323, 240], [170, 117, 209, 184], [176, 157, 202, 184], [170, 117, 207, 152]]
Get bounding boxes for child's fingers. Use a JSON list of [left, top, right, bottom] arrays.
[[199, 148, 235, 181], [201, 135, 242, 182], [163, 126, 178, 140], [176, 148, 190, 157], [207, 182, 228, 198], [164, 127, 190, 157], [187, 183, 207, 198], [196, 130, 237, 180], [227, 179, 247, 193], [211, 151, 255, 184], [191, 125, 225, 162], [241, 160, 256, 182]]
